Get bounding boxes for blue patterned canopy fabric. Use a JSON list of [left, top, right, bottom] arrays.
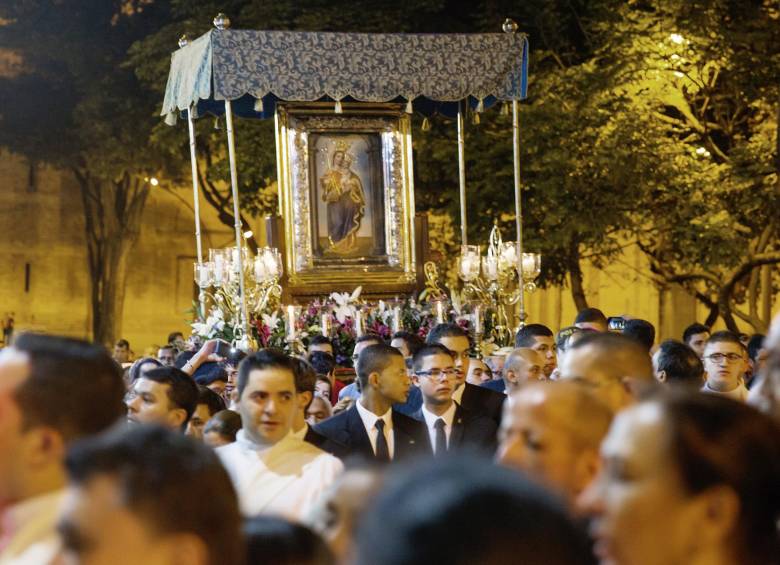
[[161, 29, 528, 120]]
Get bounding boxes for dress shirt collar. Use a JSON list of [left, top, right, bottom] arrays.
[[451, 382, 465, 405], [421, 401, 457, 431], [356, 399, 393, 433]]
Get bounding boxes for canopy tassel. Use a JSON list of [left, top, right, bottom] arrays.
[[334, 100, 343, 114], [214, 116, 221, 130], [253, 97, 264, 113], [164, 112, 177, 126], [405, 99, 413, 114], [500, 102, 510, 115], [190, 104, 199, 119], [472, 112, 480, 125], [476, 98, 484, 113], [421, 117, 431, 132]]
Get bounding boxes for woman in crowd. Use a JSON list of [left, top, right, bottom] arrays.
[[580, 391, 780, 565]]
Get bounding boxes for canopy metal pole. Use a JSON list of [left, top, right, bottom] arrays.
[[186, 106, 206, 320], [457, 106, 468, 245], [224, 100, 250, 339], [512, 99, 526, 327]]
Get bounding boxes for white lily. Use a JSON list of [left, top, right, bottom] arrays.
[[191, 308, 226, 338], [329, 286, 362, 323], [261, 311, 280, 330]]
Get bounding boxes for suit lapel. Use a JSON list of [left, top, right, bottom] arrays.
[[450, 404, 466, 448], [346, 406, 375, 458]]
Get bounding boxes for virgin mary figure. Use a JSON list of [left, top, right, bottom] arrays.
[[320, 140, 366, 254]]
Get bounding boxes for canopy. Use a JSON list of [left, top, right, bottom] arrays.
[[161, 28, 529, 121]]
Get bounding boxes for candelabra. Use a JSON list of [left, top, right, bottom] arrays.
[[194, 246, 284, 349], [459, 225, 540, 347]]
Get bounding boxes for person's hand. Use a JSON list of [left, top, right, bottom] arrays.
[[332, 397, 354, 415], [182, 339, 228, 375]]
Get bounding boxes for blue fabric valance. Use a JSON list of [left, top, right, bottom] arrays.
[[161, 29, 528, 121]]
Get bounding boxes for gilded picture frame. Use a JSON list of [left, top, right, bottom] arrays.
[[275, 103, 417, 291]]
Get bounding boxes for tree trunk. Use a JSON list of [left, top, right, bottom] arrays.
[[568, 239, 589, 311], [75, 169, 149, 346]]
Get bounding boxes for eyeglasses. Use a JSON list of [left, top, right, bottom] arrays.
[[705, 353, 743, 363], [416, 368, 456, 379]]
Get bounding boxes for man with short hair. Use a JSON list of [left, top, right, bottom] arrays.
[[203, 410, 242, 448], [746, 334, 767, 385], [486, 347, 545, 394], [427, 323, 505, 424], [315, 344, 429, 462], [217, 349, 343, 520], [125, 366, 198, 431], [288, 357, 345, 457], [157, 345, 178, 367], [390, 331, 424, 360], [0, 333, 125, 564], [308, 335, 334, 356], [622, 318, 655, 352], [497, 381, 613, 505], [167, 331, 186, 352], [58, 425, 243, 565], [652, 340, 704, 388], [515, 324, 557, 378], [466, 357, 492, 386], [701, 331, 749, 401], [411, 345, 497, 455], [112, 339, 131, 364], [337, 335, 384, 402], [186, 385, 226, 440], [558, 332, 655, 412], [682, 322, 710, 358], [574, 308, 608, 332]]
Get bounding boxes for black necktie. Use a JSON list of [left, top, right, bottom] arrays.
[[374, 419, 390, 461], [434, 418, 447, 455]]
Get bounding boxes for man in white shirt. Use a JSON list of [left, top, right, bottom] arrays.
[[217, 349, 343, 521], [0, 333, 125, 565], [314, 343, 429, 462], [411, 345, 496, 455], [701, 331, 749, 401]]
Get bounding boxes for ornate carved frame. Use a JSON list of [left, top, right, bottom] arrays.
[[275, 103, 417, 292]]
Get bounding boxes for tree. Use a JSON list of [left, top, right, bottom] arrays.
[[0, 0, 174, 344]]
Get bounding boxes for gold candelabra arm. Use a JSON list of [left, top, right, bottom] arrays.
[[252, 279, 283, 314], [422, 261, 447, 301]]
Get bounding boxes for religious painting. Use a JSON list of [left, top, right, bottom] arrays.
[[275, 104, 417, 292]]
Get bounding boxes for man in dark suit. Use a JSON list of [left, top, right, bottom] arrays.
[[289, 356, 348, 458], [314, 343, 429, 462], [411, 344, 497, 455], [427, 323, 505, 424]]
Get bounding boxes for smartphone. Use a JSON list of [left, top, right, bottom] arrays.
[[214, 339, 232, 357], [607, 316, 626, 332]]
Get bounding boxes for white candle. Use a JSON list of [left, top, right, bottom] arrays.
[[521, 254, 537, 278], [321, 313, 331, 336], [483, 256, 498, 281], [355, 310, 364, 337], [197, 264, 210, 287], [474, 305, 483, 334], [392, 306, 402, 333], [435, 301, 445, 324], [254, 256, 266, 280], [286, 305, 296, 340]]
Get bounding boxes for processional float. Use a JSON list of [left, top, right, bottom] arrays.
[[161, 14, 532, 351]]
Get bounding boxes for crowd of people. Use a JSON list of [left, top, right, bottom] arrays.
[[1, 307, 779, 565]]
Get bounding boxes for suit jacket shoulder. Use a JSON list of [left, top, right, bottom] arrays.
[[391, 409, 431, 459], [312, 406, 374, 461], [452, 404, 498, 453], [304, 425, 349, 459], [460, 381, 505, 424]]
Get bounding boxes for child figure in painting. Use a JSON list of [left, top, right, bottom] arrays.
[[320, 139, 365, 255]]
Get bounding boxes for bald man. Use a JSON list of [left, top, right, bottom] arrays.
[[497, 381, 613, 506], [558, 332, 655, 411], [503, 348, 545, 391]]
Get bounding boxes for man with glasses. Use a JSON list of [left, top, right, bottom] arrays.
[[701, 331, 749, 401], [411, 345, 497, 455], [427, 323, 505, 424], [315, 343, 429, 462]]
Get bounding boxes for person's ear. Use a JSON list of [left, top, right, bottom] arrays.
[[504, 369, 517, 385], [298, 391, 312, 410], [368, 371, 381, 390], [411, 374, 420, 387], [25, 426, 66, 468], [573, 448, 601, 499], [165, 532, 209, 565], [656, 370, 667, 383], [169, 408, 187, 429], [690, 485, 740, 549]]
